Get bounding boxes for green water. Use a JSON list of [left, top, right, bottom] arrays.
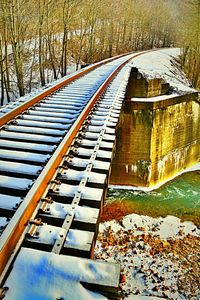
[[106, 171, 200, 226]]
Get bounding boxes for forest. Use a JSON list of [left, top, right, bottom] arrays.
[[0, 0, 200, 105]]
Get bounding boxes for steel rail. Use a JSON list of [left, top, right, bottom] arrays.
[[0, 49, 151, 279], [0, 54, 129, 128]]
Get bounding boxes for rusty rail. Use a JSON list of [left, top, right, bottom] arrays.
[[0, 49, 152, 281], [0, 54, 128, 128]]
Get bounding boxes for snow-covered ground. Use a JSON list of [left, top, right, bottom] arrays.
[[95, 214, 200, 300], [130, 48, 196, 95]]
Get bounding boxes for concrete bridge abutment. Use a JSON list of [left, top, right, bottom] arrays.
[[110, 69, 200, 187]]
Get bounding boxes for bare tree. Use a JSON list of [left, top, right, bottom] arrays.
[[179, 0, 200, 88], [1, 0, 198, 105]]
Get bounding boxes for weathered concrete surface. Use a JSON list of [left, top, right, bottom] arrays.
[[125, 68, 170, 98], [110, 93, 200, 187]]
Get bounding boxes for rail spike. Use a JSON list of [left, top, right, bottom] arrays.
[[0, 50, 153, 294]]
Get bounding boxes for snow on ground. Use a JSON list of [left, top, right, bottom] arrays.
[[99, 214, 200, 241], [126, 296, 165, 300], [95, 214, 200, 300], [130, 48, 196, 95]]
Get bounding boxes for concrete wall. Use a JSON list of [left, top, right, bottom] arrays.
[[110, 93, 200, 187], [125, 68, 169, 98]]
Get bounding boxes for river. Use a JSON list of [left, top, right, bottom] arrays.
[[102, 171, 200, 226]]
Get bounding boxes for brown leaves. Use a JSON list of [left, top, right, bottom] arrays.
[[96, 225, 200, 299], [120, 274, 126, 284], [100, 202, 132, 222]]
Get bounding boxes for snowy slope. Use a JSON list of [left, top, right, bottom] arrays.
[[130, 48, 196, 95]]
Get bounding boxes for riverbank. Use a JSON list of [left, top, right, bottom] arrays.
[[95, 214, 200, 299]]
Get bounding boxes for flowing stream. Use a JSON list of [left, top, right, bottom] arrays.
[[104, 171, 200, 226]]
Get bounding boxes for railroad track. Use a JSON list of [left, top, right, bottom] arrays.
[[0, 51, 149, 299]]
